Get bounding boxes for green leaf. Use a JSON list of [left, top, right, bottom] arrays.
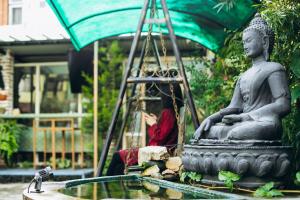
[[218, 171, 227, 181], [291, 86, 300, 103], [180, 171, 202, 183], [225, 180, 234, 191], [188, 172, 202, 182], [218, 170, 240, 181], [218, 171, 240, 191], [261, 182, 274, 191], [267, 189, 284, 197], [0, 120, 23, 166], [180, 172, 188, 182], [254, 188, 267, 198], [291, 50, 300, 78], [296, 171, 300, 182], [254, 182, 283, 198]]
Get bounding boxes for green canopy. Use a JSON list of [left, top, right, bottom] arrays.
[[47, 0, 257, 52]]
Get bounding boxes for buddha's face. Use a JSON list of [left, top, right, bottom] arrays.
[[242, 30, 264, 58]]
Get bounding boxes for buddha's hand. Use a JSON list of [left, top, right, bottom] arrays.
[[193, 118, 213, 140], [222, 114, 250, 124]]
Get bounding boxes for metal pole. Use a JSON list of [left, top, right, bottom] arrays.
[[96, 0, 150, 176], [93, 41, 99, 176], [116, 36, 162, 150], [151, 36, 162, 67], [160, 0, 199, 128], [115, 40, 147, 150]]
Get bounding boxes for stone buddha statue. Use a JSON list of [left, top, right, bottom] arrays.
[[194, 14, 291, 141]]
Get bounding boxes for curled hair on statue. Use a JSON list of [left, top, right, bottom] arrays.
[[243, 13, 275, 60]]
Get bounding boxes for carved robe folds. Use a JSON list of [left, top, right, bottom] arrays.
[[205, 63, 290, 140]]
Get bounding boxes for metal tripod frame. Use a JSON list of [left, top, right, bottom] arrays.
[[96, 0, 199, 176]]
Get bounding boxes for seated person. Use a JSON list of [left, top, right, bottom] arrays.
[[106, 83, 183, 176], [194, 14, 291, 141]]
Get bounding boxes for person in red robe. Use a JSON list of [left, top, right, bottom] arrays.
[[106, 83, 183, 175]]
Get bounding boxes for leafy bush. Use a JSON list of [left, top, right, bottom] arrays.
[[257, 0, 300, 169], [0, 120, 24, 166], [81, 41, 124, 154], [254, 182, 283, 198]]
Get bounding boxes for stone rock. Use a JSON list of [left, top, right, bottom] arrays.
[[166, 157, 182, 172], [166, 188, 183, 199], [142, 181, 160, 192], [142, 165, 160, 176], [138, 146, 169, 165], [162, 169, 176, 175]]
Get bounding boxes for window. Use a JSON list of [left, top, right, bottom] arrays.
[[9, 0, 22, 25], [14, 64, 77, 114]]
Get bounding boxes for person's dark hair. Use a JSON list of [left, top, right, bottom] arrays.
[[159, 83, 183, 112]]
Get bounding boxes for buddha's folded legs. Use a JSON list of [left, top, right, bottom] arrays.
[[206, 121, 281, 140]]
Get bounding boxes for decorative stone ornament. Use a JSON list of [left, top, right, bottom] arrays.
[[184, 13, 293, 188], [0, 50, 14, 114]]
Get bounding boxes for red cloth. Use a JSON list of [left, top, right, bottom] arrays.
[[119, 108, 178, 166]]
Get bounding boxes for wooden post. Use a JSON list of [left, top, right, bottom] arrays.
[[51, 119, 56, 170], [44, 129, 47, 165], [33, 64, 41, 168], [71, 119, 75, 169], [78, 93, 84, 168], [33, 120, 37, 169], [35, 65, 40, 116], [62, 130, 65, 161], [80, 130, 84, 168], [93, 41, 99, 176]]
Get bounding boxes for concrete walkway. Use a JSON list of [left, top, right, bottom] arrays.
[[0, 168, 94, 183], [0, 183, 27, 200]]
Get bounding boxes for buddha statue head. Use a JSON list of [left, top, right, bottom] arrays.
[[242, 13, 275, 60]]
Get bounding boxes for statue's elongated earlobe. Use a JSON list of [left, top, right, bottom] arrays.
[[263, 36, 270, 60]]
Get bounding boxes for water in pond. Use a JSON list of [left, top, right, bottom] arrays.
[[59, 179, 219, 199]]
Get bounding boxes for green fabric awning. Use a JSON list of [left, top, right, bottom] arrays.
[[46, 0, 257, 52]]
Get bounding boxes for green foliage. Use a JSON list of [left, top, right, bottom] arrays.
[[282, 109, 300, 168], [187, 54, 244, 120], [259, 0, 300, 99], [254, 182, 284, 198], [295, 171, 300, 185], [257, 2, 300, 163], [218, 171, 240, 191], [0, 120, 24, 166], [290, 51, 300, 79], [57, 158, 71, 169], [180, 171, 202, 183], [18, 161, 33, 168], [82, 41, 124, 140], [214, 0, 237, 13], [47, 157, 71, 169]]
